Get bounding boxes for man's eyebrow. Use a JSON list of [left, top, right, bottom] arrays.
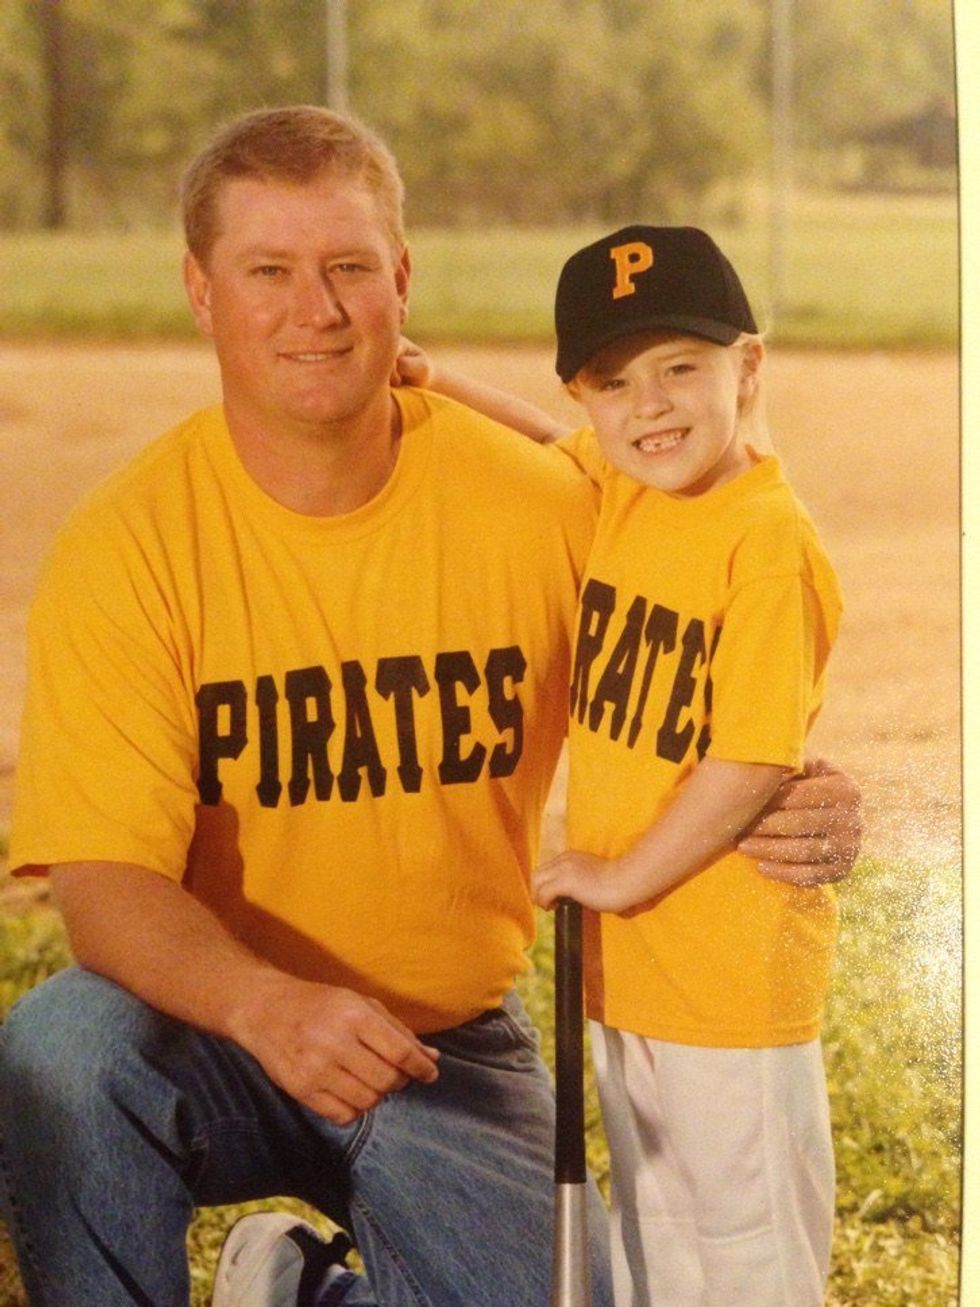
[[235, 244, 380, 261], [234, 245, 293, 262]]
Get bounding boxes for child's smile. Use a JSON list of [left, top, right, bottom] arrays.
[[633, 427, 687, 455]]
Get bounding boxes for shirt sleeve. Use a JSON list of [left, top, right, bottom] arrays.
[[705, 519, 841, 769], [10, 514, 199, 879], [555, 426, 610, 488]]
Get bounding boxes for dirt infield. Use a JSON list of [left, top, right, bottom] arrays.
[[0, 342, 961, 868]]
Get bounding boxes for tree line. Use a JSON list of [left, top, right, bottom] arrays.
[[1, 0, 954, 232]]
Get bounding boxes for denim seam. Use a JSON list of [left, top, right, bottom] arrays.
[[339, 1106, 374, 1169], [349, 1190, 430, 1305], [0, 1108, 53, 1301], [187, 1112, 269, 1148]]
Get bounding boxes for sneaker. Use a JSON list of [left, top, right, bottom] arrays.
[[212, 1211, 356, 1307]]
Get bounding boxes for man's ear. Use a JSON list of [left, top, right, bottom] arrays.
[[396, 244, 411, 323], [183, 252, 214, 337]]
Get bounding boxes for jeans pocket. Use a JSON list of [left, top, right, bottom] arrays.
[[429, 993, 542, 1072], [427, 993, 547, 1081]]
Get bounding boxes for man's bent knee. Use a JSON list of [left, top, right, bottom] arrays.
[[0, 967, 181, 1138]]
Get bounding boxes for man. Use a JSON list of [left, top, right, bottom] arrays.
[[0, 107, 860, 1306]]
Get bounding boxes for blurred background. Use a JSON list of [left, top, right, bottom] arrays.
[[0, 3, 964, 1304], [1, 0, 958, 345]]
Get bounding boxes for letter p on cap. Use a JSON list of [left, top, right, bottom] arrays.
[[610, 241, 654, 299]]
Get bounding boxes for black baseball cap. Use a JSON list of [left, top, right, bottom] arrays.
[[554, 225, 758, 382]]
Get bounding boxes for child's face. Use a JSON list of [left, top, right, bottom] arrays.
[[570, 332, 762, 496]]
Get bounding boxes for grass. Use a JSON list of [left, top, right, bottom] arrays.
[[819, 857, 961, 1305], [0, 854, 961, 1304], [1, 190, 958, 348]]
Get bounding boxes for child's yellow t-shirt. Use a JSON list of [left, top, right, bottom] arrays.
[[561, 430, 842, 1047], [11, 390, 596, 1034]]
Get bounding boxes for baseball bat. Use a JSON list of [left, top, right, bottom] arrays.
[[550, 896, 592, 1306]]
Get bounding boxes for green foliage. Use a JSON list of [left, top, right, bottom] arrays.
[[0, 851, 961, 1302], [0, 0, 955, 232], [0, 3, 44, 227], [0, 909, 73, 1021], [787, 0, 955, 145], [353, 0, 769, 225]]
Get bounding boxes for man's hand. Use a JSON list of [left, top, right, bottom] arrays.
[[51, 861, 440, 1128], [232, 977, 441, 1125], [737, 757, 863, 886]]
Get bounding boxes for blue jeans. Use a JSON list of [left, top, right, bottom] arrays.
[[0, 967, 611, 1306]]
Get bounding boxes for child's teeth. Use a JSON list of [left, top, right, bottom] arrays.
[[637, 431, 684, 453]]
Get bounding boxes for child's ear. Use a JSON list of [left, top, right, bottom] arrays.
[[738, 340, 765, 402]]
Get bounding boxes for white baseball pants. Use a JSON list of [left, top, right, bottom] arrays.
[[590, 1025, 835, 1307]]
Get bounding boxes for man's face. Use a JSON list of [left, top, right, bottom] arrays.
[[184, 171, 410, 438]]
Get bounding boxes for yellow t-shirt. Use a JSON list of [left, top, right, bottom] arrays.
[[561, 431, 842, 1047], [11, 390, 596, 1033]]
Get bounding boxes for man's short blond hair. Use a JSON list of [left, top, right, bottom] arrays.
[[180, 105, 405, 263]]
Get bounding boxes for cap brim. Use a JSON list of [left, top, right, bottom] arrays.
[[557, 314, 743, 382]]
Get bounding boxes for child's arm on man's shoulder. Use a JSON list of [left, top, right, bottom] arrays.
[[532, 756, 789, 914], [392, 337, 572, 445]]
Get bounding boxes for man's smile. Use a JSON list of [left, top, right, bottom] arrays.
[[279, 347, 353, 363]]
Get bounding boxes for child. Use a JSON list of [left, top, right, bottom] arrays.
[[399, 225, 842, 1307]]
